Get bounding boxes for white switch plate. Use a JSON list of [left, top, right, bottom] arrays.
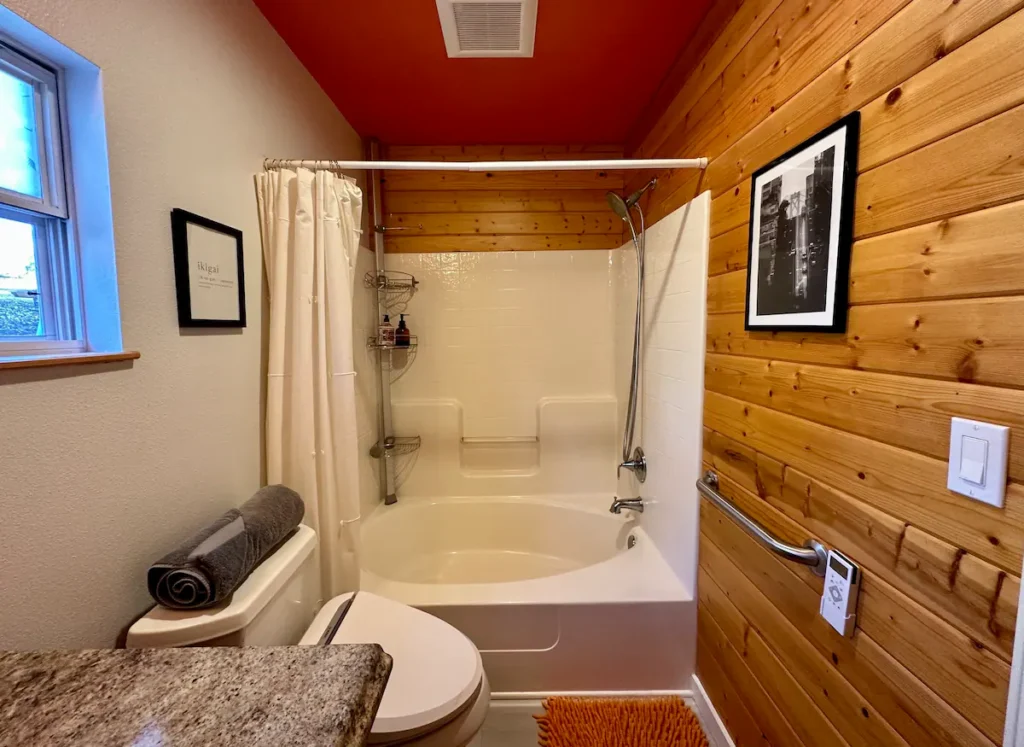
[[948, 417, 1009, 508]]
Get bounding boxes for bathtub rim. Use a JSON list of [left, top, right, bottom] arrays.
[[360, 493, 691, 606]]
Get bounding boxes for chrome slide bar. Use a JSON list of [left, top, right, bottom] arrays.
[[697, 470, 829, 576]]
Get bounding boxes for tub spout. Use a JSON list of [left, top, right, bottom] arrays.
[[610, 497, 645, 514]]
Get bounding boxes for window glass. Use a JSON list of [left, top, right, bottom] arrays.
[[0, 215, 42, 336], [0, 67, 41, 198]]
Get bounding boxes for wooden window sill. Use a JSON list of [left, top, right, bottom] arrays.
[[0, 350, 141, 371]]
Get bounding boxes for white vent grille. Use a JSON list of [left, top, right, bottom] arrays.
[[437, 0, 538, 58], [453, 3, 521, 51]]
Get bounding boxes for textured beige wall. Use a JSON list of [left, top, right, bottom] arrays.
[[0, 0, 365, 648]]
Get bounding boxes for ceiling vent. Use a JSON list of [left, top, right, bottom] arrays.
[[436, 0, 538, 58]]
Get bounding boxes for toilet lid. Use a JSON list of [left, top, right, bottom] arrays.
[[309, 592, 483, 740]]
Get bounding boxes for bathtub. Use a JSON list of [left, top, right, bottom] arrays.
[[361, 494, 695, 693]]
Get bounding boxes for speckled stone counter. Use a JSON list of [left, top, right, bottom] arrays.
[[0, 645, 392, 747]]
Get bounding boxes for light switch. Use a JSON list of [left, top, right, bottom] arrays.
[[948, 418, 1009, 508], [960, 436, 987, 485]]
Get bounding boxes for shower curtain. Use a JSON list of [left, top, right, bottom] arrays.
[[255, 168, 364, 600]]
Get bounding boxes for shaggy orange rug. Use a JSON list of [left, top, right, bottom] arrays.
[[535, 696, 709, 747]]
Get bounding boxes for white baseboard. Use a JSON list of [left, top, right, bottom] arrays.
[[491, 689, 693, 700], [692, 675, 734, 747]]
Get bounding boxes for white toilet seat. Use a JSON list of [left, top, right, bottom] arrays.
[[301, 592, 486, 745], [379, 670, 489, 747]]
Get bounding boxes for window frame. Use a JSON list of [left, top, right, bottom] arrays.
[[0, 38, 83, 357], [0, 42, 66, 218]]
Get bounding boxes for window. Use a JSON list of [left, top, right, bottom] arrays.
[[0, 40, 81, 355]]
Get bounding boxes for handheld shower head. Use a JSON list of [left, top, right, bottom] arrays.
[[607, 179, 655, 468], [606, 191, 631, 221], [605, 178, 657, 221]]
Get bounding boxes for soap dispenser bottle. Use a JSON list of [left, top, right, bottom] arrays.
[[378, 314, 395, 347], [395, 314, 411, 348]]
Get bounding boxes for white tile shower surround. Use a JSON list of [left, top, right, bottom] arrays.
[[616, 191, 711, 591], [383, 250, 618, 497]]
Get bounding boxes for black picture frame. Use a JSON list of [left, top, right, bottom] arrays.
[[743, 111, 860, 333], [170, 208, 246, 328]]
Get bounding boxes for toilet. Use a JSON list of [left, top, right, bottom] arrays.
[[127, 526, 490, 746]]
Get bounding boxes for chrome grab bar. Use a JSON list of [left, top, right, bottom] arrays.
[[697, 470, 829, 577]]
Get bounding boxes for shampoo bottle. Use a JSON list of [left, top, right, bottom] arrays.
[[395, 314, 411, 348]]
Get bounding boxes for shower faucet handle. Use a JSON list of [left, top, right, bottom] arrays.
[[618, 446, 647, 484]]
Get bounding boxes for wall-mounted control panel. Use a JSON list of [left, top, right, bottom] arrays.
[[819, 549, 859, 637], [947, 417, 1009, 508]]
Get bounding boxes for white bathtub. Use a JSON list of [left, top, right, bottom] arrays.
[[361, 495, 695, 693]]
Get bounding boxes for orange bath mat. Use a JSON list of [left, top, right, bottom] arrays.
[[535, 696, 709, 747]]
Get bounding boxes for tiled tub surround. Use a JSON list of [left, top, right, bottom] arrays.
[[385, 250, 617, 497], [358, 200, 710, 695], [617, 192, 711, 590], [0, 646, 391, 747]]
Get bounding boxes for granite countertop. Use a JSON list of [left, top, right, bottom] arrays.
[[0, 645, 392, 747]]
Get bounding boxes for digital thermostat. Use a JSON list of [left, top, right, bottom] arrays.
[[819, 550, 859, 637]]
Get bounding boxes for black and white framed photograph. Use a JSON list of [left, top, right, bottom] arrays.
[[744, 112, 860, 332], [171, 209, 246, 328]]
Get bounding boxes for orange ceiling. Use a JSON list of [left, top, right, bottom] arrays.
[[253, 0, 713, 145]]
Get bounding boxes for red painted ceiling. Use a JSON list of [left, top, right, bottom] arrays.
[[253, 0, 713, 145]]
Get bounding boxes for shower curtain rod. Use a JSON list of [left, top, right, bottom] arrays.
[[262, 157, 708, 172]]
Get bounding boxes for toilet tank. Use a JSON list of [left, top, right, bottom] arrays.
[[126, 525, 320, 648]]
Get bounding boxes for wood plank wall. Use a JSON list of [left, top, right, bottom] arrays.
[[626, 0, 1024, 744], [379, 145, 625, 253]]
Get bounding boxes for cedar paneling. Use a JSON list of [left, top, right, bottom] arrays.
[[634, 0, 785, 161], [708, 224, 748, 276], [849, 201, 1024, 304], [388, 212, 620, 236], [702, 468, 1013, 730], [697, 604, 809, 747], [698, 569, 845, 747], [702, 512, 1001, 746], [707, 297, 1024, 390], [696, 632, 771, 746], [630, 0, 1024, 742], [858, 7, 1024, 171], [706, 0, 1021, 205], [707, 199, 1024, 303], [699, 531, 911, 747], [379, 145, 625, 253], [704, 427, 1018, 659], [704, 390, 1024, 573], [647, 0, 914, 193], [383, 190, 612, 214], [704, 353, 1024, 483], [855, 101, 1024, 237]]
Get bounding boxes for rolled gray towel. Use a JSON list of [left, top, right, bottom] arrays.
[[147, 485, 305, 610]]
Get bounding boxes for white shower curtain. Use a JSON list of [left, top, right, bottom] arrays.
[[256, 168, 364, 600]]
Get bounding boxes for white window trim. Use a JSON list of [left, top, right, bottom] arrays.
[[0, 5, 126, 360], [0, 33, 87, 359]]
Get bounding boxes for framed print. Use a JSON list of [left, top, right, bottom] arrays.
[[171, 209, 246, 328], [744, 111, 860, 332]]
